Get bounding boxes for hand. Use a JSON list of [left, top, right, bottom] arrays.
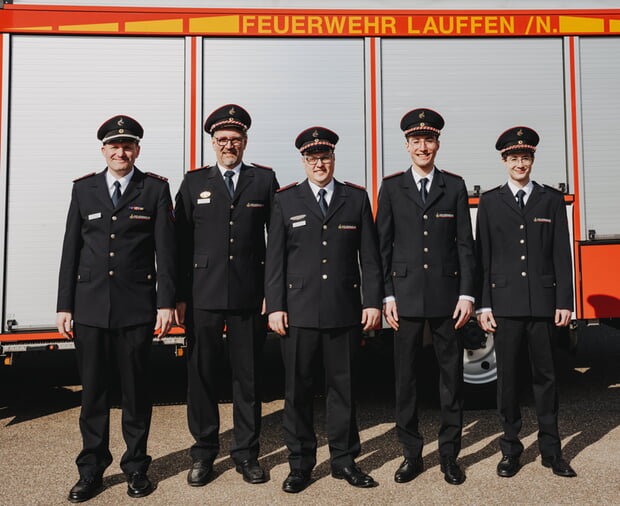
[[155, 308, 175, 338], [361, 308, 381, 331], [56, 311, 73, 339], [452, 299, 473, 329], [269, 311, 288, 336], [383, 300, 399, 331], [555, 309, 572, 327], [477, 310, 497, 333], [175, 301, 187, 328]]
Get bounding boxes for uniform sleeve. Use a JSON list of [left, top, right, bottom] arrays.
[[359, 192, 383, 309], [455, 178, 476, 298], [174, 176, 194, 303], [56, 185, 84, 312], [154, 181, 177, 309], [552, 194, 574, 310], [265, 171, 280, 230], [375, 182, 395, 299], [264, 195, 287, 314], [475, 195, 492, 310]]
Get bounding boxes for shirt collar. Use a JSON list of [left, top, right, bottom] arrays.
[[410, 167, 435, 186], [218, 162, 242, 177], [106, 167, 134, 193], [507, 180, 534, 197], [308, 178, 335, 198]]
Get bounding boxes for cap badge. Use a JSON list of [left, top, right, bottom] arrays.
[[419, 111, 425, 119], [117, 118, 125, 126], [119, 129, 124, 134], [200, 191, 211, 198], [518, 140, 523, 144], [229, 107, 236, 116], [517, 129, 523, 136], [420, 122, 426, 127], [312, 129, 319, 138]]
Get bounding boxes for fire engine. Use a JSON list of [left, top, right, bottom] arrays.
[[1, 1, 619, 392]]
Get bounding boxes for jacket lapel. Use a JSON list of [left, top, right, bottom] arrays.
[[325, 180, 346, 222], [299, 180, 326, 220], [93, 170, 113, 210], [233, 163, 254, 201], [117, 168, 145, 208], [498, 183, 523, 216], [524, 181, 544, 213], [401, 168, 425, 209], [423, 169, 446, 210]]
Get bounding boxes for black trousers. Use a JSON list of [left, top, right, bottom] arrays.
[[73, 322, 154, 479], [186, 308, 266, 463], [494, 317, 561, 459], [280, 325, 361, 473], [394, 316, 464, 459]]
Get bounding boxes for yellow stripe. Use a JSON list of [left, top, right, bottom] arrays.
[[13, 26, 53, 31], [189, 15, 239, 34], [559, 16, 605, 33], [125, 18, 183, 33], [59, 23, 118, 32], [609, 19, 620, 33]]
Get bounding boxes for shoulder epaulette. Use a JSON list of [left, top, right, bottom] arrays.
[[277, 182, 298, 192], [383, 171, 405, 180], [440, 169, 463, 179], [345, 181, 366, 191], [251, 162, 273, 171], [73, 172, 96, 183], [543, 183, 564, 194], [482, 185, 501, 195], [145, 171, 168, 182]]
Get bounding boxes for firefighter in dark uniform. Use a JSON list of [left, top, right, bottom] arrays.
[[56, 115, 177, 502], [375, 109, 475, 485], [265, 127, 383, 493], [175, 105, 279, 486], [476, 126, 576, 478]]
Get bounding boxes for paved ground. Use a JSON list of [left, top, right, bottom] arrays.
[[1, 334, 619, 505]]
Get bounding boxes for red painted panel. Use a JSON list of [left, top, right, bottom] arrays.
[[579, 243, 620, 319]]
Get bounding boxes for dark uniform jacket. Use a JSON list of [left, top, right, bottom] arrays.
[[175, 163, 278, 310], [57, 168, 176, 329], [476, 181, 573, 317], [265, 179, 383, 329], [376, 168, 476, 318]]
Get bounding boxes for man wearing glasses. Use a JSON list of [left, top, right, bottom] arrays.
[[265, 127, 383, 493], [175, 104, 279, 486], [375, 109, 475, 485]]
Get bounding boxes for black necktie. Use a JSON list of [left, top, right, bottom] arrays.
[[516, 189, 526, 210], [224, 170, 235, 197], [419, 177, 428, 204], [111, 180, 121, 207], [318, 188, 328, 217]]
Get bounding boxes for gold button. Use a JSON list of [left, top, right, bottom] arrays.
[[288, 284, 293, 288], [230, 204, 234, 209], [492, 283, 496, 288], [147, 274, 152, 280], [108, 270, 114, 276], [109, 252, 115, 257], [520, 239, 525, 244], [521, 272, 527, 277], [520, 224, 524, 230], [112, 216, 117, 221], [424, 247, 429, 253], [353, 283, 358, 288], [77, 274, 81, 280], [322, 259, 327, 264], [230, 238, 234, 243], [423, 214, 428, 220], [229, 255, 234, 260], [194, 263, 198, 268], [322, 274, 328, 279], [323, 225, 328, 230], [521, 255, 526, 260], [322, 241, 327, 246], [229, 221, 234, 226], [110, 233, 116, 239], [261, 260, 265, 265], [423, 264, 429, 269], [423, 231, 429, 236]]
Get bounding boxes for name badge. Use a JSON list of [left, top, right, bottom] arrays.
[[88, 212, 101, 220], [197, 198, 211, 205], [292, 221, 306, 228]]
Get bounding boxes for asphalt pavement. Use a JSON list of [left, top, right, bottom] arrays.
[[1, 334, 619, 505]]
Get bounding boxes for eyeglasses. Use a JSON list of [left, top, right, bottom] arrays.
[[304, 154, 333, 165], [214, 136, 244, 147]]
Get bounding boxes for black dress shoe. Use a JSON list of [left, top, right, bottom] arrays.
[[394, 457, 424, 483], [497, 455, 520, 477], [542, 456, 577, 477], [282, 470, 312, 493], [127, 472, 154, 498], [235, 459, 267, 484], [332, 465, 378, 488], [68, 477, 103, 503], [187, 459, 214, 487], [440, 456, 466, 485]]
